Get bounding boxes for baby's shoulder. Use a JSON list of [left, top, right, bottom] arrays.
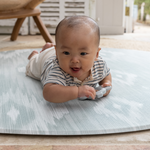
[[94, 56, 105, 65], [50, 59, 67, 75]]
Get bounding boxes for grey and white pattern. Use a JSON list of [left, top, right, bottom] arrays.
[[0, 48, 150, 135]]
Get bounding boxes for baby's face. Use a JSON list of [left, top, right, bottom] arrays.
[[55, 25, 100, 81]]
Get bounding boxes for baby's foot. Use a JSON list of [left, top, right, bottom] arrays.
[[40, 42, 54, 53], [28, 50, 38, 60]]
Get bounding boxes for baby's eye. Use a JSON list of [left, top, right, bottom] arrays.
[[80, 52, 87, 56], [63, 51, 70, 55]]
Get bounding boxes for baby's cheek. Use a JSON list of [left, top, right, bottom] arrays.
[[85, 63, 93, 70]]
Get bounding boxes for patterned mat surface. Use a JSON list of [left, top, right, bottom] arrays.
[[0, 48, 150, 135]]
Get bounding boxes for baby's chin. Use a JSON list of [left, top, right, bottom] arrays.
[[62, 67, 90, 81]]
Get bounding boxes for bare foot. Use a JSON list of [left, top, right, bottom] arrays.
[[40, 42, 54, 53], [28, 50, 38, 60]]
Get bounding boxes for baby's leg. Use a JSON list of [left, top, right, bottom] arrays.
[[26, 46, 55, 80], [27, 42, 54, 60], [26, 52, 41, 80], [28, 50, 38, 60], [40, 42, 54, 53]]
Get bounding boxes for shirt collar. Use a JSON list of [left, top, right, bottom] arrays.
[[73, 68, 94, 84]]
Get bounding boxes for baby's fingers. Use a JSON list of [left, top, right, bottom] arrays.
[[78, 85, 96, 99], [103, 90, 110, 97], [86, 89, 96, 100], [101, 82, 112, 97]]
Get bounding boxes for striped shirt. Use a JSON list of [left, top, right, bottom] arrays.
[[41, 56, 110, 88]]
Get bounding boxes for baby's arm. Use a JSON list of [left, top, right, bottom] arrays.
[[99, 73, 112, 96], [43, 83, 96, 103]]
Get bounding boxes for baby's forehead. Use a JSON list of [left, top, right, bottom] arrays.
[[55, 16, 100, 46], [58, 22, 96, 38]]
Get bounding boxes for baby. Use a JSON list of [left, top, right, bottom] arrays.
[[26, 16, 112, 103]]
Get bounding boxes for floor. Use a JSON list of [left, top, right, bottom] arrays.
[[0, 22, 150, 149]]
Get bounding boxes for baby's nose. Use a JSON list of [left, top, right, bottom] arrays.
[[71, 57, 79, 63]]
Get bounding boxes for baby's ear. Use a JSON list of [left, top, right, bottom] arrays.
[[54, 45, 58, 58], [95, 47, 101, 60]]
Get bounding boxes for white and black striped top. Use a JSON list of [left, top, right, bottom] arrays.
[[41, 56, 110, 88]]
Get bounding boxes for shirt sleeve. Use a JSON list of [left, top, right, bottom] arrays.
[[103, 59, 110, 78], [93, 56, 110, 82], [41, 64, 67, 87]]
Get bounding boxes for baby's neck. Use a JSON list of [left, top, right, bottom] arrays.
[[76, 70, 91, 82]]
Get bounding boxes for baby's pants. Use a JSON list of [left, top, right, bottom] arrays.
[[26, 47, 55, 80]]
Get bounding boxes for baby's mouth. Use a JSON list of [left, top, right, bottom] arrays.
[[71, 67, 80, 72]]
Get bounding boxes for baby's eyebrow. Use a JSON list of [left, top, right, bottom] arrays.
[[61, 46, 70, 49], [79, 47, 88, 51]]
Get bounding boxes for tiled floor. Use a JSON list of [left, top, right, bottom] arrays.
[[0, 145, 150, 150]]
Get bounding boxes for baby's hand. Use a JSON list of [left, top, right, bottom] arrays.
[[101, 82, 112, 96], [78, 85, 96, 100]]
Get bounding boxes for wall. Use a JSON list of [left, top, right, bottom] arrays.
[[96, 0, 125, 35]]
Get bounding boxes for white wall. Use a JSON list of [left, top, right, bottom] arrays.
[[96, 0, 125, 35]]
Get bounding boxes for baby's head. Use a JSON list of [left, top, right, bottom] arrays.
[[55, 16, 101, 81], [55, 16, 100, 47]]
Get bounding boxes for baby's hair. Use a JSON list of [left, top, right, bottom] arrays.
[[55, 16, 100, 46]]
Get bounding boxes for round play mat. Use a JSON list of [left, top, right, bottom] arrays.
[[0, 48, 150, 135]]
